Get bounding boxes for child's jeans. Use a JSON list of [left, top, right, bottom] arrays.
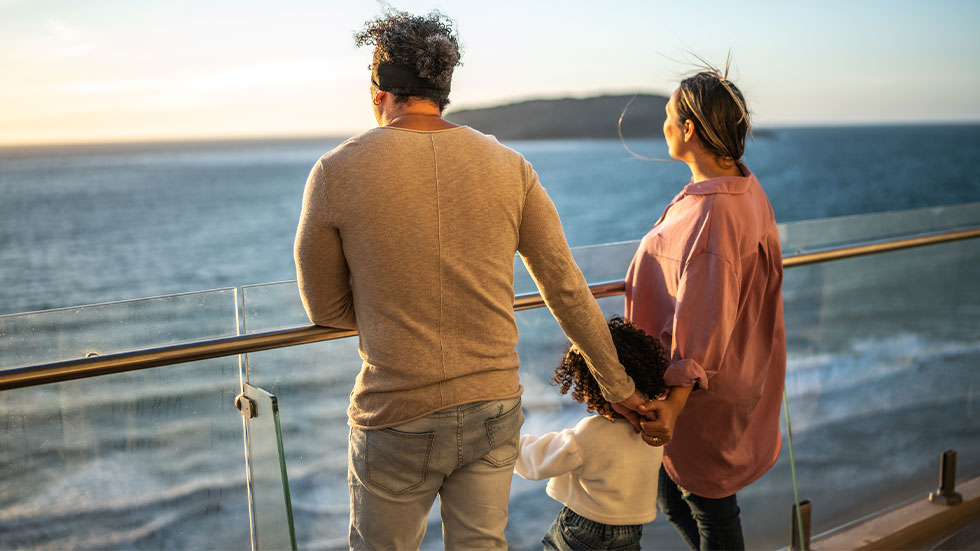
[[543, 506, 642, 551]]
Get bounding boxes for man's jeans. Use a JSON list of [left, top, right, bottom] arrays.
[[348, 397, 523, 550], [657, 466, 745, 550], [542, 506, 642, 551]]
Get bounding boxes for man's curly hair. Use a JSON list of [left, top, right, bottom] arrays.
[[354, 10, 461, 110], [553, 316, 669, 419]]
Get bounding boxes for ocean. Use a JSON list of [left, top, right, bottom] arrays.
[[2, 125, 979, 316], [1, 125, 979, 550]]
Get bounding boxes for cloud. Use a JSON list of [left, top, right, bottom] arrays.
[[63, 79, 161, 95], [18, 20, 99, 59], [61, 59, 328, 107]]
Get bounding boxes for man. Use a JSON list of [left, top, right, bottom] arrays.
[[294, 10, 643, 550]]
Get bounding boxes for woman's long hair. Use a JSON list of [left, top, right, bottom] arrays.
[[619, 54, 751, 164]]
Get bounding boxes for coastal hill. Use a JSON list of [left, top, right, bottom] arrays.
[[445, 93, 668, 140]]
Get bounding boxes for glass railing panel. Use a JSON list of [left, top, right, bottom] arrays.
[[778, 200, 980, 254], [750, 234, 980, 547], [0, 288, 240, 369], [241, 338, 361, 549], [513, 240, 640, 295], [0, 358, 248, 550], [242, 383, 297, 551], [0, 289, 246, 550], [241, 281, 360, 549], [241, 281, 310, 334]]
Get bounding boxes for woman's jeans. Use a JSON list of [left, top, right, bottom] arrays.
[[543, 506, 642, 551], [348, 397, 523, 550], [657, 466, 745, 550]]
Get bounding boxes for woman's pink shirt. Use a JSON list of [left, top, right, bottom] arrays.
[[625, 164, 786, 498]]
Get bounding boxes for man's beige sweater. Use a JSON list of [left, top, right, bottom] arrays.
[[294, 125, 634, 429]]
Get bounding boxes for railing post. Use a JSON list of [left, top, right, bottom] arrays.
[[790, 499, 811, 551], [928, 449, 963, 506]]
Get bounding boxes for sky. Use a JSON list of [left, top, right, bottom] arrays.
[[1, 0, 979, 145]]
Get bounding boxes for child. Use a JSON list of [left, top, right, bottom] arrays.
[[515, 316, 669, 551]]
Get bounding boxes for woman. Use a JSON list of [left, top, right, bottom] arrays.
[[625, 67, 786, 550], [293, 10, 645, 550]]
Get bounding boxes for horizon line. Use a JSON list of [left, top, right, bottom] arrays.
[[3, 119, 980, 149]]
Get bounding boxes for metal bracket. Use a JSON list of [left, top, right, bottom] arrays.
[[790, 499, 811, 551], [928, 449, 963, 505], [235, 394, 257, 419]]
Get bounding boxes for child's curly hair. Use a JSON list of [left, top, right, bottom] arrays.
[[553, 316, 669, 419]]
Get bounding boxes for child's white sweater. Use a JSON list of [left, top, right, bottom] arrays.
[[514, 414, 663, 525]]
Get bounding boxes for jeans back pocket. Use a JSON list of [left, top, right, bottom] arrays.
[[483, 399, 524, 467], [361, 427, 435, 495]]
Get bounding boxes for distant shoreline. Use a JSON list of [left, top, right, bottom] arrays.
[[445, 93, 670, 140]]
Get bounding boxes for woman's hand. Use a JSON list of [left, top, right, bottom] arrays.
[[637, 385, 693, 447]]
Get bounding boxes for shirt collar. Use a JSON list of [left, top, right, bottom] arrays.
[[682, 162, 754, 196]]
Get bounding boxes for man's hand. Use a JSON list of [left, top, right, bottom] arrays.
[[611, 392, 647, 432], [637, 385, 693, 447]]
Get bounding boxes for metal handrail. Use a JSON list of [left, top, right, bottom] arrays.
[[782, 227, 980, 267], [1, 226, 978, 391]]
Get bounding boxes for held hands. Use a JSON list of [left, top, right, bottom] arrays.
[[612, 386, 693, 447], [636, 385, 693, 447], [610, 392, 647, 432]]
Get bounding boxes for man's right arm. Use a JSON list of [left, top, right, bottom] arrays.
[[293, 161, 357, 330], [516, 164, 634, 403]]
